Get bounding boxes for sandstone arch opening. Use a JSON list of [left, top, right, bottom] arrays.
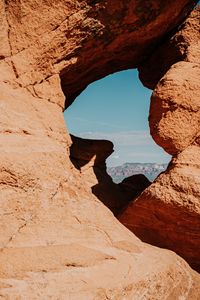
[[0, 1, 200, 296], [63, 69, 171, 214]]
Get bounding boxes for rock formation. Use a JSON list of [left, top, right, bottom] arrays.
[[0, 0, 200, 298], [70, 135, 151, 215], [70, 134, 127, 214], [120, 6, 200, 272], [119, 174, 151, 202]]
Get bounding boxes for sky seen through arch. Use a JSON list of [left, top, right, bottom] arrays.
[[64, 69, 171, 167]]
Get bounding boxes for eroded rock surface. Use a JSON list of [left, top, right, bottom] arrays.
[[120, 7, 200, 272], [0, 0, 200, 299], [139, 5, 200, 89], [0, 0, 197, 104], [120, 146, 200, 271]]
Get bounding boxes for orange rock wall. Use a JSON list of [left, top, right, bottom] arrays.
[[0, 1, 200, 298]]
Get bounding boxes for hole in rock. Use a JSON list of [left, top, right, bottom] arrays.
[[64, 70, 171, 214]]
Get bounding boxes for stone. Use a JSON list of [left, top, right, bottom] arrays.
[[70, 134, 127, 214], [119, 145, 200, 272], [70, 134, 114, 167], [150, 61, 200, 155], [70, 135, 151, 215], [119, 174, 151, 203], [119, 7, 200, 272], [1, 0, 197, 103], [0, 0, 11, 59], [138, 5, 200, 89], [0, 0, 200, 299]]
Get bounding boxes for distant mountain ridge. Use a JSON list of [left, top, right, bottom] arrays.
[[107, 163, 168, 183]]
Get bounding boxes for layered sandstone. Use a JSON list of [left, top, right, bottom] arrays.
[[120, 6, 200, 272], [0, 0, 200, 299]]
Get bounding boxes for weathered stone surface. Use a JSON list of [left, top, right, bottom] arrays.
[[0, 0, 11, 59], [119, 7, 200, 272], [119, 145, 200, 272], [1, 84, 199, 298], [0, 0, 200, 299], [139, 6, 200, 89], [150, 61, 200, 155], [1, 0, 197, 104]]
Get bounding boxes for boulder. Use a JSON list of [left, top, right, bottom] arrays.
[[119, 174, 151, 203]]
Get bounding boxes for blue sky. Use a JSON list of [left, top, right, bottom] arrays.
[[64, 69, 171, 166]]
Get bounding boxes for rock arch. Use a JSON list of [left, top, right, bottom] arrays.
[[0, 0, 199, 298]]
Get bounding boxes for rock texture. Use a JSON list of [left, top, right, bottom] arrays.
[[138, 5, 200, 89], [0, 0, 200, 299], [120, 6, 200, 272], [0, 0, 198, 105]]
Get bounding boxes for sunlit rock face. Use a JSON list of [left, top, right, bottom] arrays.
[[0, 0, 200, 298], [120, 7, 200, 272]]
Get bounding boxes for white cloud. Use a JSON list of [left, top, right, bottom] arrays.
[[72, 130, 171, 166], [67, 117, 129, 130], [77, 130, 153, 147], [127, 152, 163, 158]]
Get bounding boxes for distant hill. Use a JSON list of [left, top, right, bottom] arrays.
[[107, 163, 168, 183]]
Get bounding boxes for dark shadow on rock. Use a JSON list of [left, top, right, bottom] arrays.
[[70, 134, 151, 215], [70, 134, 114, 169], [119, 174, 151, 202]]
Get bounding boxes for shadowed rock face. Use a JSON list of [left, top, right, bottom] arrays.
[[138, 6, 200, 89], [0, 0, 200, 298], [119, 174, 151, 200], [70, 134, 114, 167], [70, 135, 151, 215]]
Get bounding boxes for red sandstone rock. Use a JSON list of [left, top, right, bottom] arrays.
[[119, 174, 151, 204], [1, 0, 197, 104], [150, 61, 200, 155], [138, 6, 200, 89], [70, 134, 127, 213], [119, 145, 200, 272], [0, 0, 200, 298], [119, 7, 200, 272]]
